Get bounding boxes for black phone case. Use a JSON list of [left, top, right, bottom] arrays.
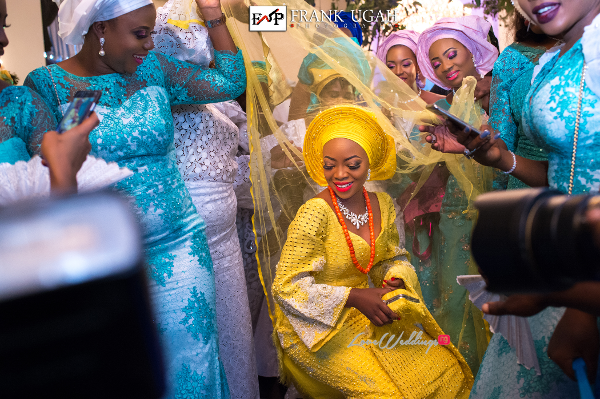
[[426, 104, 483, 136]]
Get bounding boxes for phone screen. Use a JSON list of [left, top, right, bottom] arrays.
[[426, 104, 482, 136], [57, 92, 101, 133]]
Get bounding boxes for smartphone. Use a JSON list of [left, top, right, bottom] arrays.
[[426, 103, 483, 136], [57, 90, 102, 133]]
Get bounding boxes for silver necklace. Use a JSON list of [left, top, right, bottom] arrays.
[[336, 197, 368, 229]]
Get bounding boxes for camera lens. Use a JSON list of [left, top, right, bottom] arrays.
[[473, 188, 600, 293], [472, 188, 557, 293]]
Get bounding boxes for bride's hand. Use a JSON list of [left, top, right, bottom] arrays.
[[346, 288, 400, 326], [382, 277, 405, 290]]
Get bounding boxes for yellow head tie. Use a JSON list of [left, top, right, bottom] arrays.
[[303, 105, 396, 187]]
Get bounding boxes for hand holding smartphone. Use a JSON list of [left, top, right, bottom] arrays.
[[426, 104, 483, 137], [57, 91, 102, 133]]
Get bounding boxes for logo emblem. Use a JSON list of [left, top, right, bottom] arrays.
[[437, 335, 450, 345], [249, 6, 287, 31]]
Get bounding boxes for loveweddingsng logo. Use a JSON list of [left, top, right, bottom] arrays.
[[348, 330, 451, 353]]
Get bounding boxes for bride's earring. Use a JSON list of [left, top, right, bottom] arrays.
[[367, 169, 371, 181], [99, 38, 106, 57]]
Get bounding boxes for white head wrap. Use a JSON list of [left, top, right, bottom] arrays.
[[57, 0, 154, 45]]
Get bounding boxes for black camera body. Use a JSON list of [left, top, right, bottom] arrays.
[[472, 188, 600, 294], [0, 192, 165, 398]]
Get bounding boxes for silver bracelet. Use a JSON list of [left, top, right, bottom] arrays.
[[501, 151, 517, 174]]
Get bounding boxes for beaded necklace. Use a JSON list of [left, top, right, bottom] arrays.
[[328, 186, 376, 274]]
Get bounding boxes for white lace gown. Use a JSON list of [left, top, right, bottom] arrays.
[[153, 2, 260, 396], [172, 101, 260, 399]]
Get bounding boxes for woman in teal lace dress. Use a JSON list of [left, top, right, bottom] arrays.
[[0, 6, 53, 165], [489, 14, 551, 191], [25, 0, 245, 397], [0, 0, 95, 193], [447, 0, 600, 396], [469, 14, 582, 399]]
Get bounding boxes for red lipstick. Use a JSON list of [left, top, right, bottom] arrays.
[[334, 181, 353, 193]]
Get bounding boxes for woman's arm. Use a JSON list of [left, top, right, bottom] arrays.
[[24, 90, 58, 156], [159, 0, 246, 106], [422, 122, 549, 187], [159, 49, 246, 105], [288, 82, 312, 121], [196, 0, 236, 53]]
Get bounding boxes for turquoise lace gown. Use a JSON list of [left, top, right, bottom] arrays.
[[470, 41, 593, 399], [0, 86, 55, 164], [25, 50, 246, 398]]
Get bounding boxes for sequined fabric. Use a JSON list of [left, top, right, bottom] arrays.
[[0, 86, 55, 164], [24, 49, 246, 398], [489, 43, 548, 190], [273, 192, 473, 398]]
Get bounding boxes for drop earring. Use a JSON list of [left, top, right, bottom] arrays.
[[367, 169, 371, 181], [99, 38, 106, 57]]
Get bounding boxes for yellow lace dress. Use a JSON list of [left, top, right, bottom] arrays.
[[272, 192, 473, 399]]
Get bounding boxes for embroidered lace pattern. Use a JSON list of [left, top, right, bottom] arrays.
[[0, 86, 56, 164], [489, 43, 547, 190], [153, 8, 260, 394], [169, 87, 260, 399]]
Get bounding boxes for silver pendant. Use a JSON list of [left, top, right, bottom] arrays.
[[337, 201, 368, 230]]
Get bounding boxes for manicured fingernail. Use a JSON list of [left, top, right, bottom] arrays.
[[494, 133, 501, 140], [391, 277, 396, 281], [464, 127, 471, 134], [480, 130, 490, 138]]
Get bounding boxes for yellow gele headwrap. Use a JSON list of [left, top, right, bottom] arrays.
[[303, 105, 396, 186]]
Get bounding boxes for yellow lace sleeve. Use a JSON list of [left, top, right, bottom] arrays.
[[369, 194, 423, 300], [272, 199, 352, 350]]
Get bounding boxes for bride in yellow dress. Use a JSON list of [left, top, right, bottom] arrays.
[[271, 105, 474, 399]]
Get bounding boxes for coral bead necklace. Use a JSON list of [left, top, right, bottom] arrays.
[[328, 186, 376, 274]]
